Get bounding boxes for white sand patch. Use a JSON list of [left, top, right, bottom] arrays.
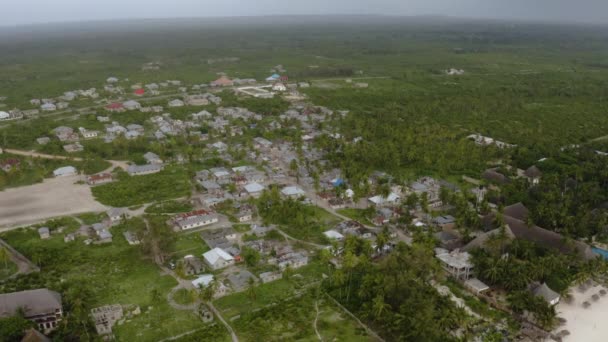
[[549, 284, 608, 342], [0, 175, 106, 229]]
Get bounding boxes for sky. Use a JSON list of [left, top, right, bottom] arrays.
[[3, 0, 608, 26]]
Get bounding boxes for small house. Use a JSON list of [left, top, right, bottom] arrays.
[[38, 227, 50, 239], [203, 248, 235, 270], [53, 166, 77, 177]]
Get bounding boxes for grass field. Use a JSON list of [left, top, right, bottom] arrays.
[[170, 233, 210, 260], [0, 218, 206, 341], [230, 291, 374, 342], [214, 261, 326, 320], [336, 208, 374, 226], [92, 167, 192, 207], [0, 259, 18, 281]]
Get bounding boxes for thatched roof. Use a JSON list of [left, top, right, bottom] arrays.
[[524, 165, 542, 178], [479, 203, 596, 260], [533, 283, 560, 303], [504, 202, 529, 221], [462, 225, 516, 252], [482, 169, 511, 184]]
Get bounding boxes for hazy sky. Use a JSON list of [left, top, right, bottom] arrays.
[[3, 0, 608, 26]]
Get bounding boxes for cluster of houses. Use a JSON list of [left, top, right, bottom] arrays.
[[185, 225, 310, 297]]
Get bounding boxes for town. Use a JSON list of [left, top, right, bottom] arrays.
[[2, 15, 608, 342]]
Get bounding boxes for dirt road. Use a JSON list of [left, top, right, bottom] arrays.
[[3, 148, 129, 172]]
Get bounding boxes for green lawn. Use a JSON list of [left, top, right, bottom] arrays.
[[336, 209, 373, 226], [171, 233, 210, 260], [172, 288, 198, 306]]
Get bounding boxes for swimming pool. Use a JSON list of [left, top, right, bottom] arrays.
[[592, 247, 608, 260]]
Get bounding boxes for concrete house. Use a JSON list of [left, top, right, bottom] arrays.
[[259, 271, 282, 283], [127, 164, 163, 176], [183, 255, 205, 275], [91, 305, 123, 336], [53, 166, 77, 177], [203, 247, 235, 270], [123, 100, 141, 111], [244, 182, 265, 198], [185, 95, 210, 106], [107, 207, 128, 224], [79, 127, 98, 139], [281, 186, 305, 198], [38, 227, 50, 239], [143, 152, 163, 164], [173, 210, 219, 230], [168, 99, 185, 107], [40, 103, 57, 112], [0, 289, 63, 333]]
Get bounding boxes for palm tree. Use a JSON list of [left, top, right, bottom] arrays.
[[483, 259, 502, 284], [0, 247, 9, 270], [372, 294, 390, 320], [247, 277, 257, 301]]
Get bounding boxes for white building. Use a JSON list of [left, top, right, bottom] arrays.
[[41, 103, 57, 112], [281, 186, 305, 198], [53, 166, 77, 177], [244, 182, 265, 197], [203, 248, 235, 270], [123, 100, 141, 111], [168, 99, 185, 107]]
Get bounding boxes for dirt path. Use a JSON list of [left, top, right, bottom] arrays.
[[274, 227, 328, 249], [0, 238, 39, 276], [3, 148, 129, 171], [324, 292, 385, 342], [167, 286, 199, 311], [313, 300, 324, 341], [208, 302, 239, 342]]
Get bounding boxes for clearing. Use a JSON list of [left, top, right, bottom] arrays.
[[0, 175, 106, 229]]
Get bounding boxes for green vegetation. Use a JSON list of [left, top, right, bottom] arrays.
[[170, 233, 209, 260], [145, 200, 194, 214], [92, 167, 191, 207], [0, 217, 199, 341], [215, 261, 325, 320], [231, 289, 372, 341], [324, 237, 470, 341], [257, 187, 340, 243], [0, 153, 110, 190], [75, 212, 107, 225], [0, 315, 34, 341], [336, 208, 374, 226], [172, 288, 197, 305]]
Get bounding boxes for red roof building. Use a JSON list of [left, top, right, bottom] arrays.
[[280, 75, 289, 83], [105, 103, 125, 112], [86, 173, 113, 186], [134, 89, 145, 96], [211, 76, 234, 87]]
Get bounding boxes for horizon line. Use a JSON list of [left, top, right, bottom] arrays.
[[1, 13, 607, 29]]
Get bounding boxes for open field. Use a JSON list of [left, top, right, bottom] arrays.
[[0, 175, 106, 229], [230, 291, 375, 342], [0, 219, 207, 341]]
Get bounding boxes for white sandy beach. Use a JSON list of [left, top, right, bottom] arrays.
[[549, 284, 608, 342]]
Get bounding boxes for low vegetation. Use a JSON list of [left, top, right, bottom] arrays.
[[92, 167, 191, 207]]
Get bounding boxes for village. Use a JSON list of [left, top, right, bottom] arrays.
[[0, 60, 606, 342]]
